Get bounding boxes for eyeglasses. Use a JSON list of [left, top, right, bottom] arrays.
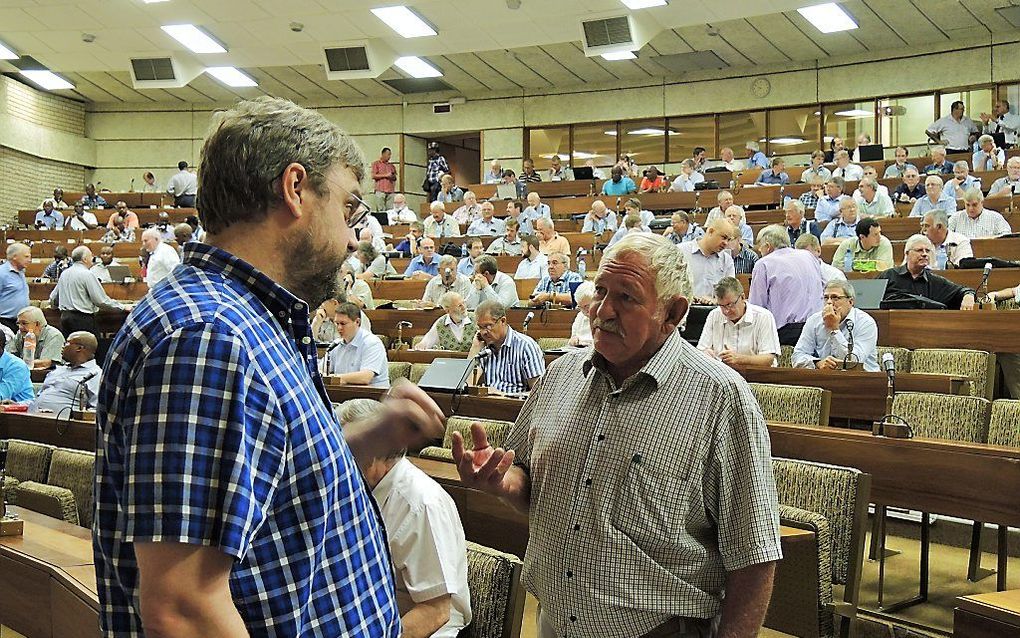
[[821, 295, 849, 302], [476, 317, 505, 333], [274, 165, 370, 229], [718, 296, 743, 310]]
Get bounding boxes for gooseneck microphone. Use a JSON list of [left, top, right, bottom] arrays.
[[522, 311, 535, 334]]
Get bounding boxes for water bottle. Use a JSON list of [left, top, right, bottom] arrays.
[[843, 245, 854, 272], [935, 245, 948, 270], [23, 331, 36, 368], [578, 252, 587, 279], [460, 242, 467, 257]]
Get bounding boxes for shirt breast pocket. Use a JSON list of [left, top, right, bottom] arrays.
[[610, 453, 692, 549]]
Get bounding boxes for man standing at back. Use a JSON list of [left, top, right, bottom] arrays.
[[750, 224, 824, 346], [0, 243, 31, 335], [95, 96, 445, 637], [454, 233, 781, 638], [141, 228, 181, 286], [166, 160, 198, 207]]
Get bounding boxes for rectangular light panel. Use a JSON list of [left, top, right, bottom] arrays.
[[620, 0, 667, 8], [797, 3, 858, 33], [371, 6, 437, 38], [206, 66, 257, 87], [20, 70, 74, 90], [161, 24, 226, 53], [0, 41, 17, 60], [394, 56, 442, 78], [601, 50, 637, 60]]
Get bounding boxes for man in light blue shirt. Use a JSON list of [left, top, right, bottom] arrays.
[[941, 161, 982, 200], [34, 201, 65, 230], [581, 200, 618, 235], [0, 331, 33, 402], [458, 238, 484, 276], [792, 280, 879, 372], [820, 199, 860, 244], [910, 176, 957, 217], [326, 303, 389, 387], [521, 192, 551, 231], [813, 178, 848, 223], [404, 237, 441, 280], [514, 236, 548, 280], [755, 158, 789, 185], [745, 142, 769, 169], [0, 243, 31, 334], [29, 331, 101, 413], [466, 202, 505, 236], [601, 167, 637, 196]]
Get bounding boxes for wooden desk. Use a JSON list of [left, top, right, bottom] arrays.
[[955, 590, 1020, 637], [17, 207, 196, 228], [30, 281, 148, 302], [326, 385, 526, 421], [0, 412, 95, 452]]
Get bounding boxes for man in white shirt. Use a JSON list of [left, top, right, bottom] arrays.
[[567, 280, 595, 347], [141, 228, 181, 286], [472, 255, 519, 310], [795, 234, 846, 284], [831, 150, 863, 181], [853, 178, 895, 218], [452, 191, 481, 227], [793, 280, 879, 372], [697, 276, 781, 367], [466, 201, 505, 236], [325, 303, 389, 387], [677, 219, 736, 302], [922, 209, 973, 269], [705, 191, 734, 222], [64, 203, 99, 231], [423, 202, 461, 239], [336, 398, 471, 638], [980, 99, 1020, 146], [717, 147, 744, 172], [90, 247, 121, 283], [414, 292, 477, 351], [850, 166, 890, 200], [668, 159, 704, 192], [166, 160, 198, 207], [949, 189, 1012, 239], [988, 156, 1020, 198], [972, 134, 1005, 172], [580, 200, 618, 236], [927, 100, 979, 152], [422, 256, 477, 309], [514, 236, 548, 280], [387, 193, 418, 225]]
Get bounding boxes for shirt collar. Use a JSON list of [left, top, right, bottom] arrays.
[[372, 457, 410, 510], [343, 327, 367, 347], [444, 314, 472, 327], [582, 329, 684, 389]]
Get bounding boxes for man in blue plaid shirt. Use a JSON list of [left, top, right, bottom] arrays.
[[95, 97, 445, 637]]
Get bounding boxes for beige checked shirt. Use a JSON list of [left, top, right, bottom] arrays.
[[505, 331, 782, 637]]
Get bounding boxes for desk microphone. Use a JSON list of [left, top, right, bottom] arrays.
[[473, 347, 493, 362], [978, 262, 993, 301], [873, 353, 913, 439], [73, 370, 100, 414], [522, 311, 535, 333], [322, 339, 343, 375]]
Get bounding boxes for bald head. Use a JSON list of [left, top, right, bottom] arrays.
[[64, 331, 98, 365]]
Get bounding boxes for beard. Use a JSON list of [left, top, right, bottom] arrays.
[[279, 225, 347, 311]]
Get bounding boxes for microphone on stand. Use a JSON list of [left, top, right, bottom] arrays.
[[841, 319, 856, 370], [322, 339, 343, 376], [73, 370, 100, 415], [873, 353, 912, 438], [395, 320, 412, 350], [978, 262, 993, 303], [522, 311, 535, 334]]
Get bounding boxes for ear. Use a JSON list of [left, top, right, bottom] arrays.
[[660, 295, 690, 333], [279, 162, 310, 221]]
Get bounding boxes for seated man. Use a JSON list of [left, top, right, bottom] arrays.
[[883, 145, 917, 179], [504, 199, 532, 236], [9, 306, 66, 369], [394, 221, 425, 257], [793, 281, 879, 371], [64, 202, 99, 231], [514, 236, 548, 280], [941, 161, 982, 200], [43, 245, 72, 280], [662, 210, 704, 245], [892, 167, 925, 204], [387, 193, 418, 225], [34, 200, 65, 230], [486, 219, 523, 256], [545, 155, 573, 182], [910, 175, 957, 218], [0, 331, 33, 402], [832, 217, 894, 272], [355, 242, 398, 281], [520, 158, 542, 183], [831, 150, 864, 181], [801, 151, 832, 183], [798, 177, 825, 210], [639, 166, 666, 193], [728, 235, 759, 275], [337, 399, 471, 638], [668, 159, 704, 192], [783, 199, 821, 244], [423, 202, 461, 239], [79, 183, 107, 209], [850, 166, 890, 200], [451, 190, 480, 227], [706, 190, 735, 221], [484, 160, 503, 184], [923, 145, 954, 175], [39, 187, 68, 211], [601, 166, 637, 196], [325, 302, 389, 387], [521, 192, 551, 230], [358, 226, 386, 255], [795, 234, 846, 285], [581, 200, 618, 236], [106, 201, 139, 230], [879, 234, 976, 310], [853, 178, 895, 218], [568, 281, 595, 347], [724, 205, 754, 246], [755, 157, 789, 185], [813, 177, 848, 224], [697, 276, 781, 367], [466, 201, 505, 236], [988, 156, 1020, 198], [404, 237, 440, 280], [414, 292, 477, 352], [101, 215, 136, 243], [340, 263, 375, 311], [457, 238, 484, 276], [922, 209, 972, 269], [750, 224, 823, 346], [745, 141, 769, 169], [530, 252, 582, 307], [468, 300, 545, 394], [973, 134, 1005, 172], [29, 331, 101, 413], [609, 213, 651, 248], [90, 246, 121, 283], [949, 188, 1012, 239], [678, 219, 736, 302], [423, 255, 477, 309], [472, 255, 519, 309], [434, 173, 463, 203], [534, 217, 570, 256], [820, 198, 861, 246]]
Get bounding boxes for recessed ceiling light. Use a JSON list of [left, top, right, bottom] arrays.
[[0, 41, 17, 60], [628, 128, 666, 135], [161, 24, 226, 53], [601, 51, 637, 61], [371, 6, 437, 38], [206, 66, 257, 87], [833, 109, 872, 118], [797, 3, 858, 33], [394, 56, 442, 78], [769, 137, 806, 145], [19, 70, 74, 91], [620, 0, 667, 8], [142, 0, 171, 3]]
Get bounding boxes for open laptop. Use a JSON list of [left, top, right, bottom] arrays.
[[105, 265, 131, 283], [851, 278, 888, 309], [572, 166, 595, 180], [417, 358, 477, 393], [857, 144, 884, 162], [494, 182, 519, 200]]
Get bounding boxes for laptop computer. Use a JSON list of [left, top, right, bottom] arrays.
[[681, 304, 714, 345], [417, 358, 477, 393], [857, 144, 884, 162], [494, 183, 518, 200], [850, 278, 888, 309], [572, 166, 595, 180], [105, 265, 131, 283]]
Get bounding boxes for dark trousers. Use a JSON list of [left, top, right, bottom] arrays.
[[777, 321, 806, 347], [174, 194, 196, 208], [61, 310, 110, 363], [424, 179, 440, 202], [0, 317, 16, 335]]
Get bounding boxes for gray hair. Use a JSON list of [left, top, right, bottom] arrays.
[[825, 280, 856, 300], [6, 243, 29, 260], [70, 246, 92, 262], [141, 228, 161, 243], [356, 241, 378, 262], [574, 280, 596, 305], [931, 145, 946, 155], [745, 140, 760, 151], [717, 190, 733, 203], [601, 233, 692, 306], [784, 199, 805, 214], [429, 201, 446, 214], [953, 160, 970, 171], [978, 134, 994, 147], [924, 175, 943, 188], [438, 255, 458, 269], [713, 276, 743, 300], [795, 233, 820, 251], [835, 150, 850, 161], [476, 299, 507, 321], [756, 224, 791, 250], [197, 96, 365, 235], [723, 205, 746, 224], [904, 233, 935, 253], [924, 209, 950, 227], [17, 306, 45, 326], [463, 190, 476, 201], [535, 216, 554, 230], [963, 187, 984, 203], [548, 251, 571, 269], [859, 177, 877, 192], [438, 291, 464, 310], [681, 159, 696, 170], [1008, 156, 1020, 168]]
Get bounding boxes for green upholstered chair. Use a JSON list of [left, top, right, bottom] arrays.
[[749, 382, 829, 427], [777, 345, 794, 368], [417, 446, 455, 462], [773, 458, 871, 638], [969, 399, 1020, 586], [12, 481, 79, 524], [3, 440, 55, 507], [890, 392, 991, 443], [461, 542, 525, 638], [418, 416, 514, 463], [877, 346, 911, 372], [388, 362, 411, 382], [909, 348, 996, 400], [46, 448, 96, 528], [536, 337, 568, 351], [775, 504, 834, 637], [409, 363, 429, 384]]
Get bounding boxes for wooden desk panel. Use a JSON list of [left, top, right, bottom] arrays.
[[17, 207, 195, 228], [0, 412, 96, 452], [955, 590, 1020, 637], [30, 281, 148, 301]]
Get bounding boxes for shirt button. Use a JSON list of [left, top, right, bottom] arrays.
[[597, 434, 605, 441], [294, 302, 304, 311], [566, 570, 573, 578], [277, 311, 286, 318], [584, 478, 592, 486], [570, 615, 577, 623], [301, 336, 311, 344], [573, 524, 580, 531]]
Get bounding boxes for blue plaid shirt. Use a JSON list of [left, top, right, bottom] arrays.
[[95, 243, 399, 637]]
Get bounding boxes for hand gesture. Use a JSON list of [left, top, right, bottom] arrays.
[[719, 349, 741, 365], [472, 274, 487, 291], [451, 423, 516, 495], [822, 303, 840, 331], [817, 356, 840, 370], [379, 379, 446, 450]]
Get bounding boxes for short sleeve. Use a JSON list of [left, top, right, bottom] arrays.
[[522, 340, 546, 380], [390, 492, 468, 603], [120, 324, 286, 560], [360, 338, 388, 380]]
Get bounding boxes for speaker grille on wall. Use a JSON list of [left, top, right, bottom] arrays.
[[582, 16, 633, 47], [131, 58, 176, 82], [324, 47, 370, 72]]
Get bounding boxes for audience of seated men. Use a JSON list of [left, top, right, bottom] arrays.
[[414, 292, 477, 352], [639, 166, 666, 193], [581, 200, 618, 236], [486, 220, 523, 256], [910, 175, 957, 218], [813, 177, 848, 223], [530, 252, 582, 307], [750, 224, 823, 346], [783, 200, 821, 244], [388, 193, 418, 225], [879, 234, 976, 310], [942, 161, 981, 200], [924, 145, 954, 175], [755, 157, 789, 185], [798, 177, 824, 210], [338, 398, 472, 638], [567, 281, 595, 347], [601, 166, 637, 196], [141, 227, 181, 286], [404, 237, 440, 280], [801, 150, 832, 183], [820, 198, 860, 246], [796, 234, 846, 284], [424, 202, 461, 239], [678, 219, 736, 302], [831, 150, 863, 181], [892, 167, 925, 204], [79, 183, 107, 209], [101, 215, 135, 244], [883, 146, 917, 178], [434, 174, 463, 204], [50, 246, 129, 337], [921, 209, 973, 269], [973, 134, 1005, 171], [34, 200, 64, 230], [42, 245, 72, 280], [522, 192, 551, 230], [546, 155, 573, 182], [854, 177, 895, 217], [457, 238, 484, 276], [832, 217, 893, 272], [394, 222, 425, 257], [727, 235, 759, 274], [663, 210, 704, 245], [988, 156, 1020, 197], [949, 188, 1011, 239], [0, 331, 33, 402], [514, 236, 548, 280], [472, 255, 519, 310], [793, 280, 879, 372], [90, 246, 120, 283], [466, 201, 505, 236], [468, 300, 545, 394], [668, 159, 704, 192], [535, 217, 570, 256], [609, 213, 649, 248], [423, 256, 477, 309], [452, 191, 481, 227], [927, 100, 978, 153], [697, 276, 781, 368], [325, 302, 389, 387], [28, 331, 101, 414], [8, 306, 65, 369]]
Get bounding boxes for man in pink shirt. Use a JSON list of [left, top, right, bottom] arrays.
[[372, 147, 397, 210]]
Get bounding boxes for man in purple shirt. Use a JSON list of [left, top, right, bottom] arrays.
[[749, 224, 824, 346]]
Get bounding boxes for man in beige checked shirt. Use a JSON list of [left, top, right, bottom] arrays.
[[453, 233, 782, 638]]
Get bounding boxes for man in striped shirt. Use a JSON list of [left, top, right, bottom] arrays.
[[467, 300, 545, 394]]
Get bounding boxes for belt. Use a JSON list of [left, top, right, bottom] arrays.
[[639, 617, 712, 638]]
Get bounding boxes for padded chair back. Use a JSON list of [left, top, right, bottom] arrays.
[[877, 346, 911, 372], [777, 345, 794, 368], [46, 448, 96, 528], [891, 392, 991, 443], [409, 363, 429, 384], [749, 383, 829, 427], [6, 439, 55, 484], [775, 504, 834, 638], [988, 400, 1020, 448], [443, 416, 514, 451], [909, 348, 996, 400], [536, 337, 568, 351], [462, 542, 525, 638], [388, 361, 411, 382], [13, 481, 79, 524]]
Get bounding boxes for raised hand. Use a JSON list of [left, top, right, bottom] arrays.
[[451, 423, 516, 495]]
